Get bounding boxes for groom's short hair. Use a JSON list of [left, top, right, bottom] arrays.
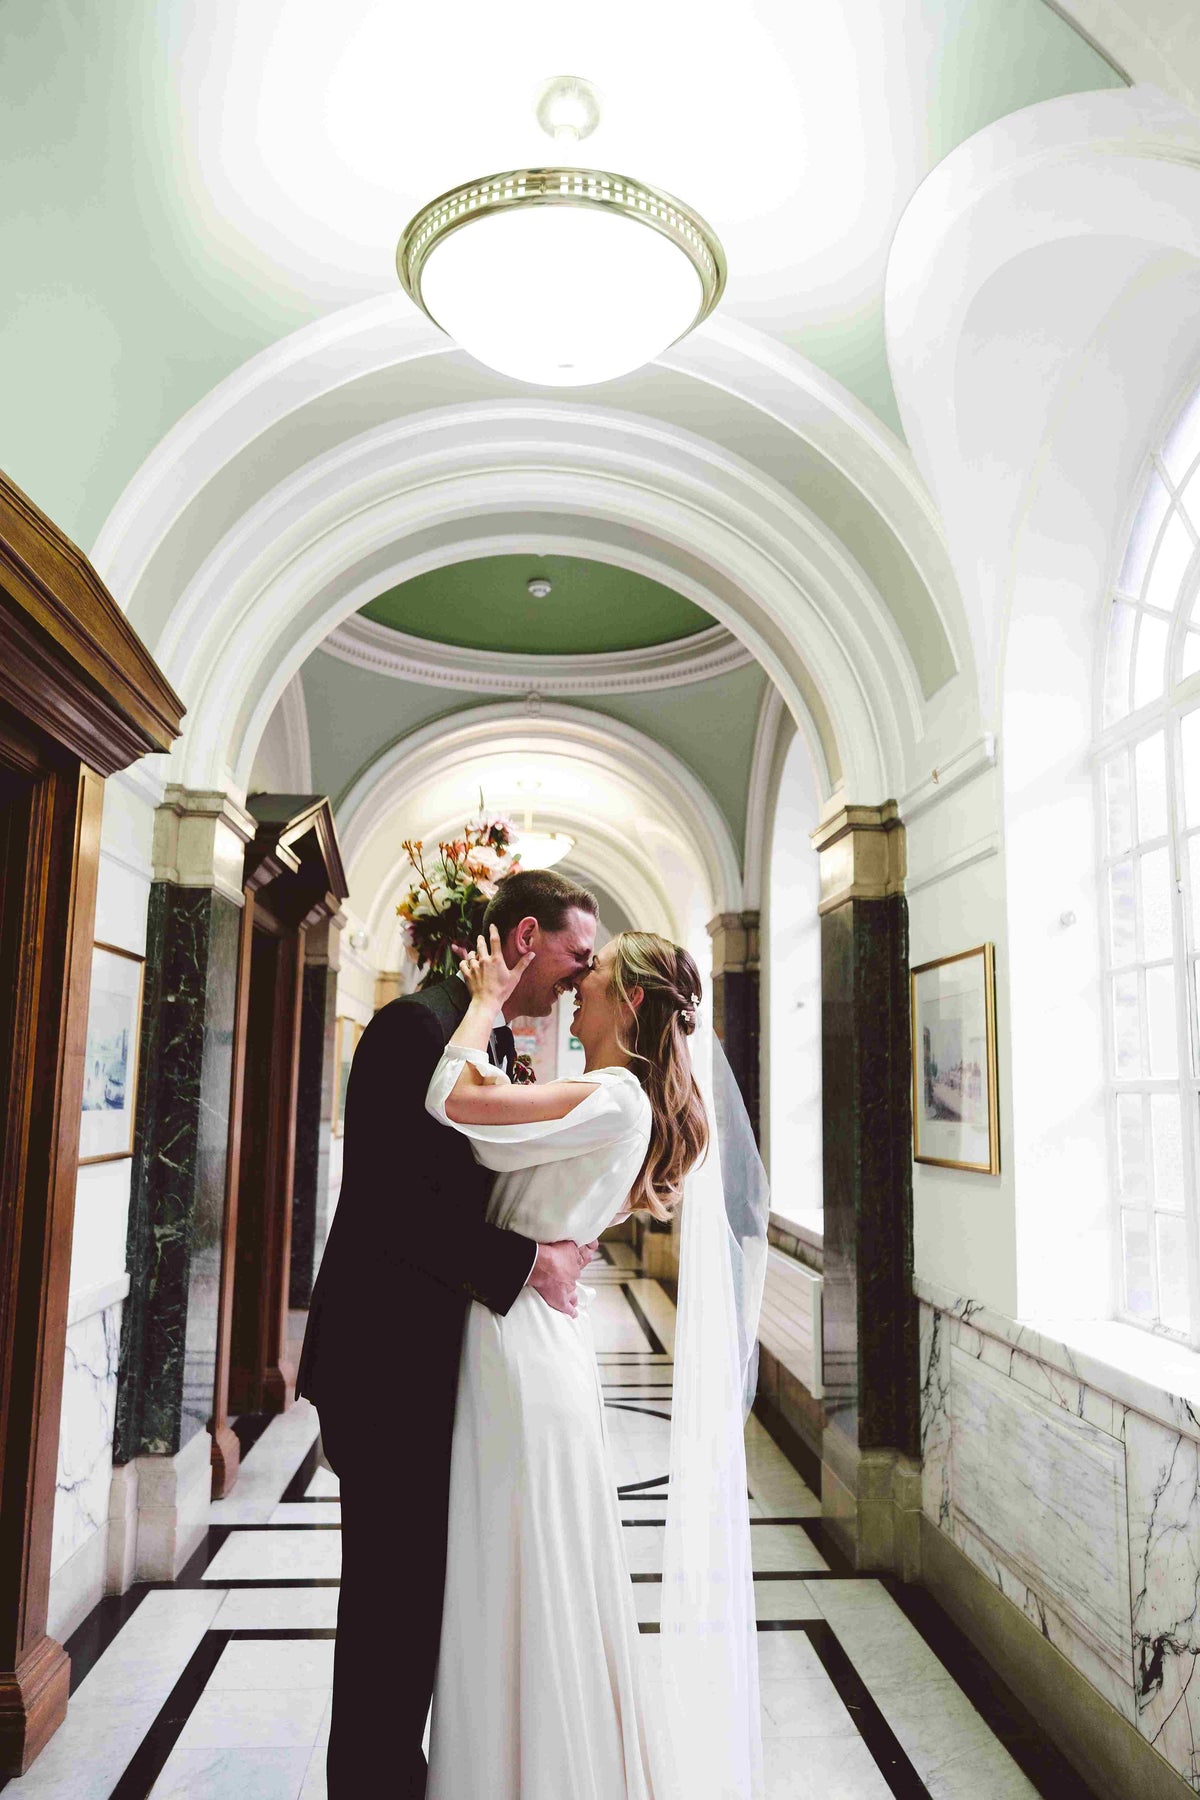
[[482, 868, 598, 943]]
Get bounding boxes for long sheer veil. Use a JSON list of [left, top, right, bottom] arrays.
[[655, 1016, 769, 1798]]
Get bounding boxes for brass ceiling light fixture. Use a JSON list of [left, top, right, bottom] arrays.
[[396, 75, 726, 388]]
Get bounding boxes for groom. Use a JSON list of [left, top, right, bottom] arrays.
[[296, 867, 600, 1798]]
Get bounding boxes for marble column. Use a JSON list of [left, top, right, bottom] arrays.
[[290, 916, 342, 1309], [811, 802, 920, 1573], [111, 790, 252, 1575], [707, 910, 760, 1141]]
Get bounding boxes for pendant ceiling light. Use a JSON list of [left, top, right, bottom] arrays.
[[396, 76, 726, 387], [511, 778, 574, 869]]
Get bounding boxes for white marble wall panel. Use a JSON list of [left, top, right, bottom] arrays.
[[51, 1300, 121, 1575], [948, 1347, 1132, 1687], [1123, 1408, 1200, 1787], [919, 1290, 1200, 1790]]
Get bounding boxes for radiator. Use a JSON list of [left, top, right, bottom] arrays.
[[758, 1249, 823, 1400]]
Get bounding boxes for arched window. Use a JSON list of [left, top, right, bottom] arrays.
[[1099, 380, 1200, 1340]]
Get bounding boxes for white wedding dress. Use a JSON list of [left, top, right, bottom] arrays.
[[424, 1053, 660, 1800]]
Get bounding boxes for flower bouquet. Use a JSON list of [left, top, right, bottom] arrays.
[[396, 808, 521, 988]]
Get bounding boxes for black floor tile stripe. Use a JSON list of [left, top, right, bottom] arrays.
[[802, 1619, 933, 1798], [880, 1578, 1102, 1800], [279, 1437, 322, 1503], [618, 1283, 667, 1354], [108, 1630, 231, 1800]]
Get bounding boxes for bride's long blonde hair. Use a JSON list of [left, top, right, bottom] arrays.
[[608, 932, 709, 1220]]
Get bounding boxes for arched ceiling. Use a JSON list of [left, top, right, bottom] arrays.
[[0, 0, 1120, 553], [359, 553, 713, 654]]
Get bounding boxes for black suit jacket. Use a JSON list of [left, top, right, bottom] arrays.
[[295, 979, 536, 1429]]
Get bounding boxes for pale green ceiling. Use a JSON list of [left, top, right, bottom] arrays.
[[0, 2, 1121, 551], [360, 556, 714, 654], [298, 647, 767, 857]]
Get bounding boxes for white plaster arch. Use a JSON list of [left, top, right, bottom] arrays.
[[146, 404, 928, 805], [338, 701, 737, 962], [90, 311, 972, 811], [886, 82, 1200, 1321]]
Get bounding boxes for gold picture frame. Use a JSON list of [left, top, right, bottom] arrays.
[[331, 1017, 364, 1138], [78, 942, 145, 1165], [910, 943, 1000, 1175]]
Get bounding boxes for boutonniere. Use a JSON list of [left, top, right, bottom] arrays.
[[512, 1053, 537, 1085]]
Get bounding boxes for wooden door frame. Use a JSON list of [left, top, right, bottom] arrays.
[[209, 797, 346, 1485], [0, 473, 183, 1775]]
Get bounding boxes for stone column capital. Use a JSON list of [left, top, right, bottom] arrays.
[[706, 909, 760, 974], [152, 786, 255, 906], [810, 801, 905, 914]]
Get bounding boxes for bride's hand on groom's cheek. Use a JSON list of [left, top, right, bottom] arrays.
[[459, 924, 535, 1006]]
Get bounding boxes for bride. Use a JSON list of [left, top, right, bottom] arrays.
[[424, 924, 764, 1799]]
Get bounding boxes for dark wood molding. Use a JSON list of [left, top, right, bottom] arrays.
[[0, 478, 180, 1775], [0, 471, 185, 765], [209, 886, 257, 1500], [262, 929, 306, 1412], [0, 760, 103, 1773]]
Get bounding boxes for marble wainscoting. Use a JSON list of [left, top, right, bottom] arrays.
[[918, 1276, 1200, 1791], [47, 1281, 129, 1642]]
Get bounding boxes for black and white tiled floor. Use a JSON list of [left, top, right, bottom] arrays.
[[3, 1246, 1097, 1799]]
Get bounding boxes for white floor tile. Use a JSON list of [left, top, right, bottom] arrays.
[[3, 1699, 162, 1799], [209, 1638, 335, 1690], [212, 1588, 341, 1631], [268, 1502, 342, 1525], [304, 1466, 340, 1498], [202, 1529, 341, 1582], [208, 1404, 321, 1525], [760, 1675, 859, 1740], [753, 1580, 826, 1621], [763, 1732, 894, 1798], [299, 1745, 328, 1799], [175, 1686, 325, 1751], [149, 1746, 311, 1799]]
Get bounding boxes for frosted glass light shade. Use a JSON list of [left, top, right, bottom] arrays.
[[398, 168, 725, 388], [512, 831, 574, 869]]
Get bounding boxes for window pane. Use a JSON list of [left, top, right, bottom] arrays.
[[1189, 837, 1200, 944], [1145, 509, 1197, 615], [1156, 1214, 1190, 1335], [1135, 733, 1168, 841], [1113, 972, 1143, 1075], [1182, 465, 1200, 536], [1182, 708, 1200, 827], [1119, 472, 1171, 595], [1121, 1209, 1154, 1316], [1104, 754, 1132, 856], [1104, 601, 1137, 724], [1134, 613, 1170, 709], [1108, 860, 1136, 964], [1182, 629, 1200, 681], [1150, 1093, 1184, 1208], [1116, 1093, 1148, 1197], [1164, 387, 1200, 484], [1141, 847, 1174, 960], [1146, 965, 1179, 1076]]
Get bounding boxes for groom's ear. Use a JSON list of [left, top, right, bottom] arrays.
[[511, 915, 538, 959]]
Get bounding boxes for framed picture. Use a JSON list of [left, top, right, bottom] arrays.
[[79, 943, 145, 1164], [332, 1017, 364, 1137], [910, 943, 999, 1174]]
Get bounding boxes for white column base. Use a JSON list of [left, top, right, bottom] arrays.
[[106, 1427, 213, 1590]]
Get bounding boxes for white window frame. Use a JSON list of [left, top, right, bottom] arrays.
[[1096, 380, 1200, 1346]]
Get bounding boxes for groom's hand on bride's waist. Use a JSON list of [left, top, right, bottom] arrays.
[[527, 1239, 600, 1319]]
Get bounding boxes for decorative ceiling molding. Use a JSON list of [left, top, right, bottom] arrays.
[[320, 611, 754, 694]]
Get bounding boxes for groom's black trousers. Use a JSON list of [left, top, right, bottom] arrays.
[[321, 1372, 458, 1800]]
